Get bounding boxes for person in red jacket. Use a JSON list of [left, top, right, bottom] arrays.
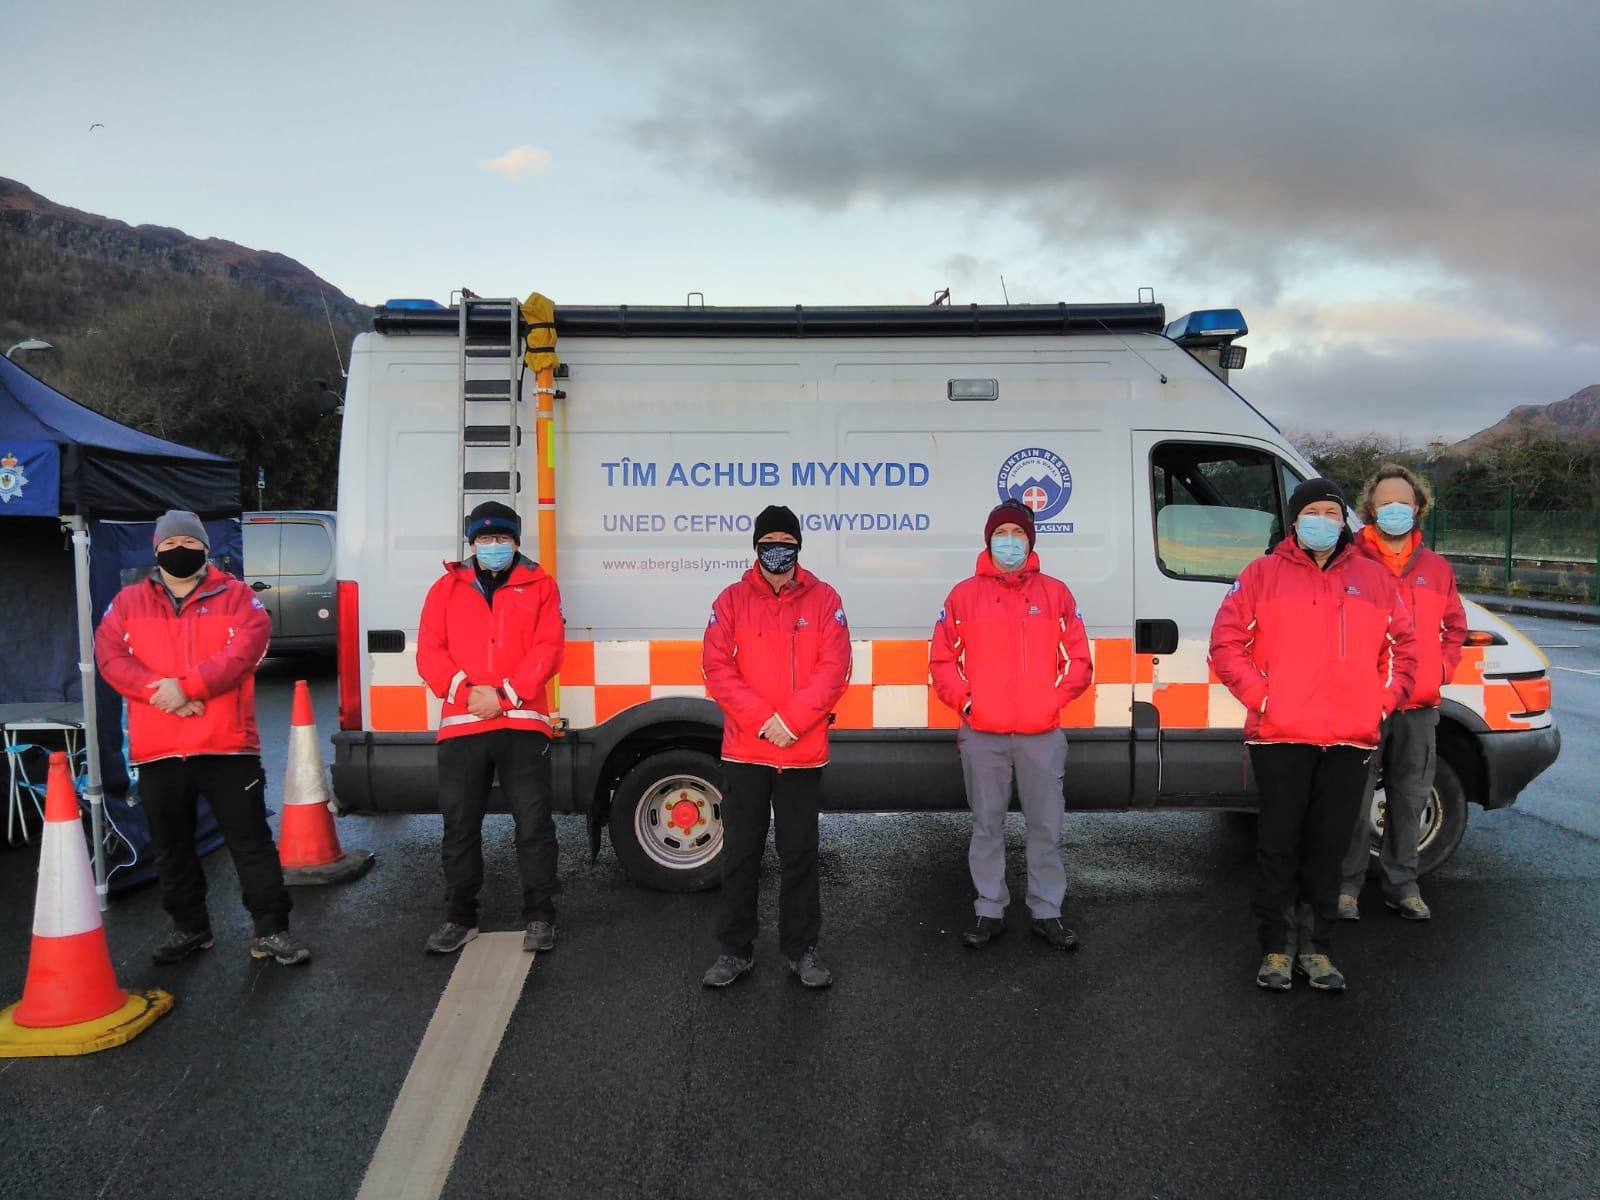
[[700, 505, 851, 990], [929, 499, 1093, 951], [1210, 479, 1417, 994], [415, 501, 565, 956], [95, 510, 309, 966], [1339, 464, 1467, 922]]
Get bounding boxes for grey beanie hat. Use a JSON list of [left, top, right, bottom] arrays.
[[153, 510, 209, 550]]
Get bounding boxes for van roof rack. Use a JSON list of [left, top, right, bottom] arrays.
[[372, 301, 1166, 339]]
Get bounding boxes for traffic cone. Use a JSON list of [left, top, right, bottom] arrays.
[[278, 680, 375, 885], [0, 753, 172, 1057]]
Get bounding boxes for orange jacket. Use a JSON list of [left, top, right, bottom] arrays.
[[1354, 527, 1467, 709]]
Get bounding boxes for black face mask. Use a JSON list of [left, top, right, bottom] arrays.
[[757, 542, 799, 575], [156, 545, 208, 579]]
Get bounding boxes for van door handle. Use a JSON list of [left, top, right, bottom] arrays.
[[251, 581, 272, 592], [1135, 619, 1179, 655]]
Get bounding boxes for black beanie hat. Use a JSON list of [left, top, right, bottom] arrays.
[[1287, 477, 1347, 522], [752, 504, 802, 548], [985, 498, 1036, 551], [465, 500, 521, 543]]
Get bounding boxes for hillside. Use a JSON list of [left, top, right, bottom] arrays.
[[1451, 385, 1600, 453], [0, 179, 367, 509], [0, 177, 369, 328]]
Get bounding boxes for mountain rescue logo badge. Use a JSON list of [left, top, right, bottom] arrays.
[[996, 447, 1073, 533], [0, 452, 28, 504]]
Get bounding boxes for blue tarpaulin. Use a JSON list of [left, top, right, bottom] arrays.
[[0, 355, 242, 889]]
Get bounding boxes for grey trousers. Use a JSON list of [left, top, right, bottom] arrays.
[[959, 726, 1069, 919], [1341, 707, 1439, 901]]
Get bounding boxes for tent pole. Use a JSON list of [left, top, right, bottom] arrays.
[[66, 516, 110, 910]]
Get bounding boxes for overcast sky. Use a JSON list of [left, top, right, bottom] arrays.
[[5, 1, 1597, 443]]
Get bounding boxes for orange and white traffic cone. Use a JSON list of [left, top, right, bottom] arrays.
[[278, 680, 375, 885], [0, 753, 172, 1057]]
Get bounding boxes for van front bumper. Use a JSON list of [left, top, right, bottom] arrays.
[[1477, 722, 1561, 810]]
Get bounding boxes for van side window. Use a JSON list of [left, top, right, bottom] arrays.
[[242, 522, 280, 576], [280, 523, 333, 577], [1150, 443, 1293, 582]]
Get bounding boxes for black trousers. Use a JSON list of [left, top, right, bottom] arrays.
[[1248, 743, 1372, 955], [138, 754, 292, 937], [717, 763, 823, 960], [437, 730, 558, 926]]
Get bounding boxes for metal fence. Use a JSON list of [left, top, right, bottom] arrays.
[[1429, 491, 1600, 602]]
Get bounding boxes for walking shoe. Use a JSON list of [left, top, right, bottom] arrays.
[[788, 946, 833, 989], [523, 919, 556, 953], [1294, 952, 1347, 992], [702, 954, 754, 989], [1030, 917, 1079, 950], [1255, 953, 1293, 991], [249, 931, 312, 966], [1337, 894, 1361, 921], [152, 927, 214, 964], [424, 922, 479, 955], [1387, 896, 1432, 921], [961, 916, 1005, 948]]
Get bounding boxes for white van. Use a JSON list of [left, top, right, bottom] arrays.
[[331, 296, 1559, 890]]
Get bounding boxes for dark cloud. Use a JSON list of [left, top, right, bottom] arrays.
[[1243, 337, 1600, 445], [562, 2, 1600, 331]]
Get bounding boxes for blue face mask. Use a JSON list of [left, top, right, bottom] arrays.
[[1374, 502, 1416, 536], [476, 542, 515, 571], [989, 535, 1029, 570], [1296, 514, 1342, 553]]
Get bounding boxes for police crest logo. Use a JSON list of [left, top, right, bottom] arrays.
[[996, 446, 1073, 533], [0, 451, 28, 504]]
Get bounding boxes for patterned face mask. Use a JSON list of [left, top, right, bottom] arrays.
[[757, 542, 799, 575]]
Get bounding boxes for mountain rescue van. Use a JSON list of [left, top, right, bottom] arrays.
[[331, 297, 1560, 890]]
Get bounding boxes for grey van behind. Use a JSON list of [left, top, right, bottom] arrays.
[[243, 511, 338, 655]]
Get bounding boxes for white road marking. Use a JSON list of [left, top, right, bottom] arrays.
[[1552, 665, 1600, 676], [357, 934, 533, 1200]]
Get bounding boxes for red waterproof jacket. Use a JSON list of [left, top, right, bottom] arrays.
[[416, 555, 564, 742], [1209, 536, 1418, 748], [1354, 527, 1467, 710], [94, 566, 271, 765], [929, 551, 1093, 735], [701, 566, 852, 769]]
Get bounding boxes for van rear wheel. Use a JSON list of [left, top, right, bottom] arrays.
[[608, 750, 725, 892], [1359, 752, 1468, 880]]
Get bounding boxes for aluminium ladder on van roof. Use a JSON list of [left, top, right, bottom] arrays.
[[457, 296, 523, 548]]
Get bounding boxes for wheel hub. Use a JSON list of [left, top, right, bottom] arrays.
[[667, 793, 701, 835]]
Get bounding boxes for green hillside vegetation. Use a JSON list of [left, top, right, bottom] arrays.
[[2, 232, 361, 510]]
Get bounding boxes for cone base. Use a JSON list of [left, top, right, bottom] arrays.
[[0, 989, 173, 1058], [282, 848, 375, 886]]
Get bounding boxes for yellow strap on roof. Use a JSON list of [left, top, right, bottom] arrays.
[[521, 292, 559, 372]]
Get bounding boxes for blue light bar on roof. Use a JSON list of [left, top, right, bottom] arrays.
[[382, 298, 447, 310], [1165, 309, 1247, 344]]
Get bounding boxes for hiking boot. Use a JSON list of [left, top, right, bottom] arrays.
[[702, 954, 754, 989], [1387, 896, 1432, 921], [788, 946, 833, 989], [523, 919, 556, 953], [152, 927, 214, 964], [1295, 952, 1347, 992], [1255, 953, 1293, 991], [1337, 894, 1361, 921], [961, 916, 1005, 948], [424, 922, 479, 955], [249, 931, 312, 966], [1030, 917, 1079, 950]]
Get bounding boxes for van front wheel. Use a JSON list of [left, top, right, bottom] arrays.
[[608, 750, 726, 892], [1360, 752, 1469, 879]]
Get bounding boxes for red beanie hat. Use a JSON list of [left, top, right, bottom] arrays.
[[984, 499, 1035, 550]]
